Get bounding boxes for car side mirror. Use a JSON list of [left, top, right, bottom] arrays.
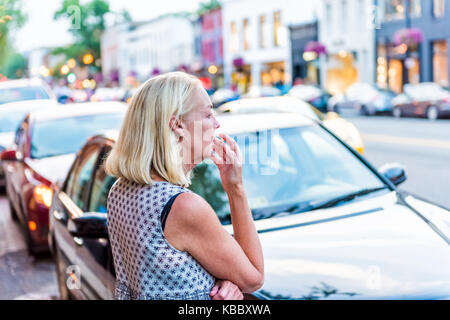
[[0, 149, 18, 161], [378, 162, 407, 186], [68, 212, 108, 239]]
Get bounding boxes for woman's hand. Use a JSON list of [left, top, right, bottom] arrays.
[[209, 133, 243, 194], [210, 279, 243, 300]]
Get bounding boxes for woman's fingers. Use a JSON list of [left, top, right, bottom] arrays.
[[213, 137, 236, 165], [219, 134, 242, 162]]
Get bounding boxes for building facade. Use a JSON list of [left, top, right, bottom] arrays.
[[101, 14, 196, 86], [222, 0, 318, 93], [375, 0, 450, 92], [319, 0, 376, 95], [199, 7, 224, 89]]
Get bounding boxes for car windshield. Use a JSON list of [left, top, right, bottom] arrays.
[[189, 125, 388, 224], [0, 86, 50, 104], [0, 110, 27, 132], [30, 113, 124, 159]]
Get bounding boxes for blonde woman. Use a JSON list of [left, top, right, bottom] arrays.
[[105, 72, 264, 300]]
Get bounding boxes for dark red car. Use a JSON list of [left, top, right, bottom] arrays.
[[0, 102, 126, 255]]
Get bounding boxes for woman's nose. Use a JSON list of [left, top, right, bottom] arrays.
[[214, 117, 220, 129]]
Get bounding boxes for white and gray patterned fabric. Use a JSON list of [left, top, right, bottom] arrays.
[[107, 178, 216, 300]]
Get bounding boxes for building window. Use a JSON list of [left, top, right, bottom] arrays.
[[230, 21, 238, 53], [273, 11, 281, 47], [243, 18, 250, 51], [259, 15, 267, 48], [408, 0, 422, 17], [433, 0, 445, 17], [326, 3, 332, 33], [384, 0, 405, 21], [433, 40, 449, 87], [341, 0, 347, 32]]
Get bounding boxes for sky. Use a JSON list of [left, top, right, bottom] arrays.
[[14, 0, 205, 53]]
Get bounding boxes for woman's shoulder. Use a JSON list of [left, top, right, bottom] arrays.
[[169, 191, 214, 224]]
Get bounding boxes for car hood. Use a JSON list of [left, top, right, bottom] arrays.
[[0, 132, 15, 149], [26, 153, 76, 184], [224, 191, 450, 299]]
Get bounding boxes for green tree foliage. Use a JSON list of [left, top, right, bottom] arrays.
[[197, 0, 221, 15], [0, 50, 26, 78], [0, 0, 26, 66], [53, 0, 110, 66]]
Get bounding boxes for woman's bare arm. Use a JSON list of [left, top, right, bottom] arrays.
[[164, 133, 264, 293]]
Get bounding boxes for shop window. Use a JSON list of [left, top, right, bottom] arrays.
[[433, 40, 449, 87], [388, 59, 403, 93]]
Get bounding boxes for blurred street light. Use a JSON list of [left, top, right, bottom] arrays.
[[67, 73, 76, 83], [60, 65, 70, 75], [39, 65, 50, 77], [208, 65, 218, 75], [67, 59, 76, 69], [82, 53, 94, 65]]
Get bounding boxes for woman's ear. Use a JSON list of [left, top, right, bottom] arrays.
[[169, 115, 185, 139]]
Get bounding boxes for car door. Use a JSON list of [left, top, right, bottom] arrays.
[[6, 118, 29, 223], [54, 143, 103, 299], [75, 145, 117, 300]]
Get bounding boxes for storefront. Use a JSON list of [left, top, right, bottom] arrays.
[[376, 41, 421, 93], [260, 61, 286, 87], [231, 63, 251, 93], [375, 0, 450, 91], [289, 22, 320, 85], [325, 51, 358, 95]]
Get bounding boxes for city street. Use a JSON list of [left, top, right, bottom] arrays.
[[344, 114, 450, 210], [0, 114, 448, 300]]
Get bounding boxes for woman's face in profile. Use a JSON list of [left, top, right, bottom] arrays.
[[181, 86, 220, 167]]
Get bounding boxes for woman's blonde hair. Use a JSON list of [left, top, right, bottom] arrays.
[[105, 71, 202, 187]]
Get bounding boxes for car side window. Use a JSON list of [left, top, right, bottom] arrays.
[[88, 147, 117, 213], [67, 145, 102, 210]]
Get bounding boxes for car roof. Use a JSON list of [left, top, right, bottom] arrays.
[[0, 78, 48, 89], [217, 96, 320, 120], [0, 99, 60, 113], [29, 101, 128, 123]]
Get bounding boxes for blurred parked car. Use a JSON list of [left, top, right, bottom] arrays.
[[90, 88, 126, 102], [242, 85, 282, 98], [392, 82, 450, 120], [217, 96, 364, 154], [0, 102, 127, 255], [0, 78, 55, 105], [211, 88, 240, 108], [328, 83, 395, 115], [288, 85, 331, 113], [0, 99, 60, 188], [57, 89, 90, 104], [49, 111, 450, 299]]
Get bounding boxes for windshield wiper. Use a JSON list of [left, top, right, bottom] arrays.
[[296, 186, 389, 212]]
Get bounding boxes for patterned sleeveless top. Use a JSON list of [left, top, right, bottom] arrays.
[[107, 178, 216, 300]]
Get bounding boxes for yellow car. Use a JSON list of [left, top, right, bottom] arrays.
[[217, 96, 364, 155]]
